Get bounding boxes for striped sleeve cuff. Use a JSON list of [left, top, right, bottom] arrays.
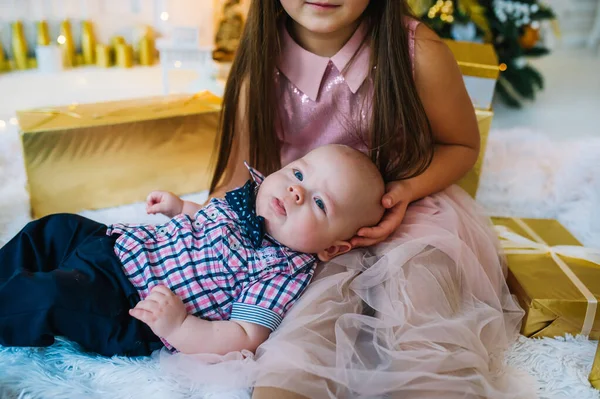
[[230, 303, 283, 331]]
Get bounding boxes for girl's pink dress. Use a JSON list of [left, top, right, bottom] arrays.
[[160, 19, 532, 399]]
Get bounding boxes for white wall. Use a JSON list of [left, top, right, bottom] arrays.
[[538, 0, 599, 47], [0, 0, 227, 58]]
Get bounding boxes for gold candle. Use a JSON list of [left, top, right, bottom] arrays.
[[95, 44, 111, 68], [11, 21, 29, 70], [37, 20, 51, 46], [0, 40, 6, 71], [115, 43, 133, 68], [138, 35, 156, 66], [59, 19, 76, 67], [111, 36, 125, 65], [81, 20, 96, 64], [112, 36, 126, 48]]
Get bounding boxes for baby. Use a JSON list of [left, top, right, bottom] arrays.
[[0, 144, 384, 357]]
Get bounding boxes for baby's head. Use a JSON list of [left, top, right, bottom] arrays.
[[256, 144, 385, 261]]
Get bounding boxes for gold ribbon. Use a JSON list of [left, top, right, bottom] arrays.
[[495, 218, 600, 336], [457, 60, 500, 72]]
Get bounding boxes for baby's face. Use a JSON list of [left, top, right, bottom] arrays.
[[255, 145, 384, 260]]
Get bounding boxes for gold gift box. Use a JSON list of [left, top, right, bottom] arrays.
[[492, 217, 600, 339], [444, 39, 500, 110], [444, 39, 500, 80], [591, 343, 600, 389], [456, 108, 493, 198], [17, 92, 222, 218]]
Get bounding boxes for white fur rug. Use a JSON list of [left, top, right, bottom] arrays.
[[1, 126, 600, 399]]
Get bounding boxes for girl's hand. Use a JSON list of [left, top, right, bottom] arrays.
[[351, 180, 413, 248], [129, 285, 187, 339], [146, 191, 184, 218]]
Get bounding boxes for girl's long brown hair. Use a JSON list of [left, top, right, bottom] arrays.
[[210, 0, 433, 193]]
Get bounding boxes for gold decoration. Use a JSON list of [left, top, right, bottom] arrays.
[[519, 25, 540, 49], [138, 27, 156, 66], [408, 0, 433, 16], [11, 21, 29, 70], [115, 43, 133, 68], [457, 0, 493, 42], [16, 92, 222, 218], [59, 20, 76, 67], [81, 20, 97, 64], [37, 21, 51, 46], [0, 39, 6, 71], [428, 0, 455, 23], [112, 36, 126, 47], [95, 44, 111, 68], [213, 0, 245, 62]]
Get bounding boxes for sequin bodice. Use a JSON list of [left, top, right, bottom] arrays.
[[276, 61, 373, 167], [275, 19, 419, 167]]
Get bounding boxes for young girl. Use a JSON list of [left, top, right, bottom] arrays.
[[162, 1, 529, 398]]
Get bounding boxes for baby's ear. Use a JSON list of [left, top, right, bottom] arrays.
[[317, 241, 352, 262]]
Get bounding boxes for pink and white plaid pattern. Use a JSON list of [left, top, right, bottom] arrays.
[[106, 166, 316, 350]]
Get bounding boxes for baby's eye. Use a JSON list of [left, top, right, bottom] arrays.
[[315, 198, 326, 213], [293, 169, 303, 181]]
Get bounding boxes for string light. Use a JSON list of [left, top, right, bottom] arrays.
[[57, 35, 66, 44], [499, 63, 508, 71], [0, 120, 6, 129], [174, 61, 182, 68], [160, 12, 169, 21], [9, 117, 18, 125], [428, 0, 455, 23]]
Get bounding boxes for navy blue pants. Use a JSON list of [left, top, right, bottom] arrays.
[[0, 214, 162, 356]]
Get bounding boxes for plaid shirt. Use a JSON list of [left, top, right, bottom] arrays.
[[106, 165, 317, 350]]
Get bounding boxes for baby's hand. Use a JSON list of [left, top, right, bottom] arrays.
[[129, 285, 187, 339], [146, 191, 184, 218]]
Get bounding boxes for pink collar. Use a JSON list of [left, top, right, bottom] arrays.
[[277, 22, 371, 101]]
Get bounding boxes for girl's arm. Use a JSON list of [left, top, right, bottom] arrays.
[[351, 25, 480, 248], [403, 24, 480, 202]]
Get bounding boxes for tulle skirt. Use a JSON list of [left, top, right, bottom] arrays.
[[159, 186, 534, 398]]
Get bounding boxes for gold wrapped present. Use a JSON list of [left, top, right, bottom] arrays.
[[444, 39, 500, 110], [591, 342, 600, 389], [492, 217, 600, 339], [17, 92, 222, 218], [456, 108, 493, 198]]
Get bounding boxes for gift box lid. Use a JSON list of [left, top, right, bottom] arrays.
[[444, 39, 500, 80], [17, 91, 222, 134]]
